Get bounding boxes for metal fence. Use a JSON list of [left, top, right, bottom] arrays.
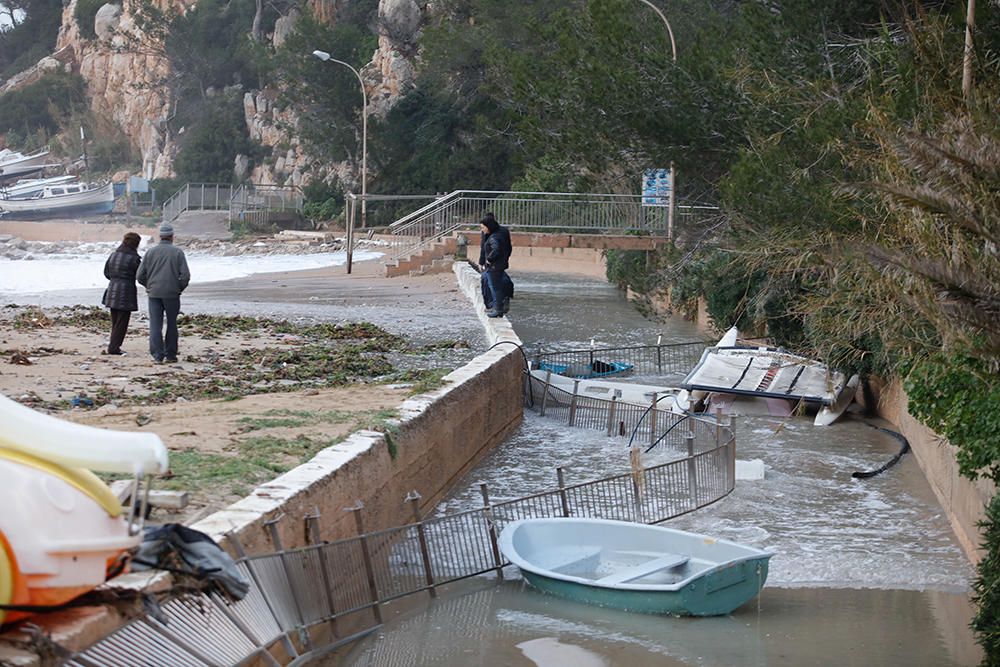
[[161, 183, 234, 223], [529, 340, 705, 384], [385, 190, 720, 261], [69, 414, 735, 666]]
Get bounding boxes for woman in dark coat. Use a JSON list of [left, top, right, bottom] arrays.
[[102, 232, 142, 355]]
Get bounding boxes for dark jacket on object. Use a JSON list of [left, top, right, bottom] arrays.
[[102, 243, 141, 311], [137, 240, 190, 298], [478, 225, 512, 271]]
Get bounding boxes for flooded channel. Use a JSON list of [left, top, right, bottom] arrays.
[[340, 271, 980, 666]]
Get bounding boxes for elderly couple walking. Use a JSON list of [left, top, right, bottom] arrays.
[[101, 223, 190, 363]]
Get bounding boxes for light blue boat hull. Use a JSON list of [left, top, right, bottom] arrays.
[[521, 556, 770, 616]]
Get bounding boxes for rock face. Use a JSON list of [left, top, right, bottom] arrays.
[[249, 0, 425, 188], [56, 0, 181, 178], [6, 0, 426, 186]]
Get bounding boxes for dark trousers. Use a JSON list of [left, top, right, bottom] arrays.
[[108, 309, 131, 354], [148, 297, 181, 361], [482, 269, 503, 311]]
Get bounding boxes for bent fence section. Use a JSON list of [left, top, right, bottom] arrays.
[[68, 397, 735, 666]]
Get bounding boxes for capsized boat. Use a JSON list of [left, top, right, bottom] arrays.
[[0, 394, 168, 625], [0, 181, 115, 219], [680, 328, 857, 426], [499, 518, 772, 616]]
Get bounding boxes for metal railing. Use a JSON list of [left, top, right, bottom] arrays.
[[229, 184, 304, 231], [161, 183, 234, 223], [69, 415, 735, 666], [529, 340, 706, 384], [385, 190, 720, 261]]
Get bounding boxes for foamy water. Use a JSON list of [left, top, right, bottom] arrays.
[[0, 245, 383, 295]]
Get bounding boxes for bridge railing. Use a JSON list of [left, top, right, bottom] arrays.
[[385, 190, 719, 261], [161, 183, 233, 223]]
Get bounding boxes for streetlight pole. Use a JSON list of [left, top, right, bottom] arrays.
[[312, 49, 368, 232], [632, 1, 678, 240]]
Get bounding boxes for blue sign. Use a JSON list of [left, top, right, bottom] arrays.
[[642, 168, 672, 207]]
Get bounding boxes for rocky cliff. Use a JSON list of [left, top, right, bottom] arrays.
[[41, 0, 424, 186]]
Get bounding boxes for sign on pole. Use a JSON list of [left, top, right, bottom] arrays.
[[641, 168, 672, 207]]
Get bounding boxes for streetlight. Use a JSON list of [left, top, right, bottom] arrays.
[[632, 0, 678, 240], [312, 49, 368, 232]]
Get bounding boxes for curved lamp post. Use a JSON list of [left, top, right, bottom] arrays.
[[631, 1, 677, 239], [312, 49, 368, 232]]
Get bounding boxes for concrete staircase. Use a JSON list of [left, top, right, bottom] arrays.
[[384, 235, 459, 277]]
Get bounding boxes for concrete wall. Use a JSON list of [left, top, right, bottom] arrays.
[[192, 264, 524, 554], [874, 377, 993, 563]]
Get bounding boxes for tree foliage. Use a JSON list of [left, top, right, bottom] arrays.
[[0, 0, 62, 80]]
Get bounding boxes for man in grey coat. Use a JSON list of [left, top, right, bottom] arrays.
[[137, 223, 190, 363]]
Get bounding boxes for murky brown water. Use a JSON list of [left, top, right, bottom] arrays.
[[336, 270, 981, 666]]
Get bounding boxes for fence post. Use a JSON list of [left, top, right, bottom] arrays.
[[345, 501, 383, 623], [479, 484, 505, 580], [606, 395, 617, 437], [263, 515, 313, 650], [539, 369, 552, 417], [406, 491, 437, 598], [226, 532, 299, 661], [630, 445, 644, 522], [556, 467, 571, 517], [568, 380, 580, 426], [649, 394, 658, 447], [304, 508, 340, 637], [686, 418, 698, 508], [656, 335, 663, 374], [727, 415, 737, 490], [715, 407, 723, 447]]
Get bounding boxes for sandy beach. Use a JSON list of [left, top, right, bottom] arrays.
[[0, 219, 482, 521]]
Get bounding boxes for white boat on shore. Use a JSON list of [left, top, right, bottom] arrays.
[[0, 149, 58, 182], [0, 175, 78, 200], [0, 181, 115, 219]]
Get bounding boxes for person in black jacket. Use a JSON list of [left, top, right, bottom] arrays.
[[478, 212, 513, 318], [101, 232, 142, 355]]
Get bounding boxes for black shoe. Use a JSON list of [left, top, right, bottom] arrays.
[[163, 357, 178, 364], [152, 356, 163, 364], [486, 309, 503, 318], [501, 297, 510, 315]]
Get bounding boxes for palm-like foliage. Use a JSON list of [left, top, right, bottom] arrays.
[[861, 117, 1000, 364]]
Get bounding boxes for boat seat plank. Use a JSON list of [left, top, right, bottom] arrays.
[[596, 553, 690, 585], [547, 547, 602, 573]]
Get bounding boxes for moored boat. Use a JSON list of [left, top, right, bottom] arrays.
[[0, 181, 115, 219], [0, 150, 59, 182], [498, 517, 773, 616]]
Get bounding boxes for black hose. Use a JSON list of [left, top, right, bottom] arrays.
[[852, 423, 911, 478], [486, 340, 535, 407]]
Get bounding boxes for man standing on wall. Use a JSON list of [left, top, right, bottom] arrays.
[[137, 223, 191, 364], [478, 212, 513, 318]]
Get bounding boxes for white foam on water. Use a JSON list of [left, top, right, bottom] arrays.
[[0, 248, 383, 294]]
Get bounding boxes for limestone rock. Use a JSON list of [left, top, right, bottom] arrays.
[[272, 9, 300, 48], [378, 0, 421, 45], [234, 154, 250, 182], [94, 4, 122, 41]]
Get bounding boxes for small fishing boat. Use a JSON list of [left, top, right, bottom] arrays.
[[0, 175, 78, 200], [680, 328, 856, 426], [0, 150, 58, 182], [499, 518, 773, 616], [0, 181, 115, 219], [0, 394, 167, 626], [538, 360, 633, 379]]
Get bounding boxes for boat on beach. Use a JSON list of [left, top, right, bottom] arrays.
[[0, 175, 79, 200], [498, 518, 773, 616], [0, 181, 115, 219], [0, 150, 59, 183]]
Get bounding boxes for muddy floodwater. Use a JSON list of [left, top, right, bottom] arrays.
[[340, 271, 980, 666]]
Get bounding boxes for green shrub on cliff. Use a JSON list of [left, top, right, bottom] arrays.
[[0, 71, 87, 140], [73, 0, 104, 40]]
